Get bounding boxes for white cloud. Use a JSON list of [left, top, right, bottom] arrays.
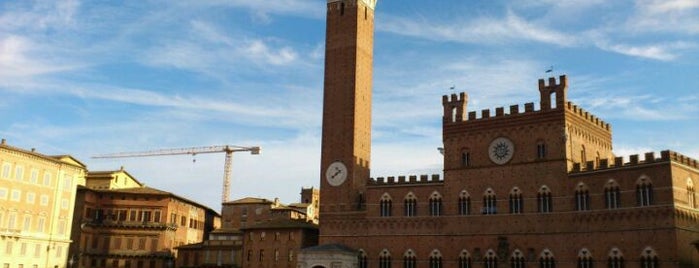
[[243, 40, 298, 66], [594, 41, 695, 61], [378, 10, 575, 46], [0, 35, 79, 78]]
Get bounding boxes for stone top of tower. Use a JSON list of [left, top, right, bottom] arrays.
[[328, 0, 377, 10]]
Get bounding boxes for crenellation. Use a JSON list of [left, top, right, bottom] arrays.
[[368, 174, 443, 185], [539, 75, 568, 110], [509, 105, 519, 115], [629, 154, 639, 164], [468, 111, 477, 120], [495, 107, 504, 117], [524, 102, 534, 112], [481, 109, 490, 119], [571, 150, 699, 173]]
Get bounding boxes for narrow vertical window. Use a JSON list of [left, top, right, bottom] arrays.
[[607, 248, 623, 268], [358, 250, 368, 268], [577, 248, 593, 268], [509, 188, 523, 214], [380, 193, 392, 217], [404, 193, 417, 217], [340, 3, 345, 16], [636, 176, 653, 207], [458, 191, 471, 215], [604, 180, 621, 209], [536, 141, 547, 159], [461, 150, 471, 167], [639, 247, 658, 268], [575, 183, 590, 211], [483, 189, 497, 215], [537, 186, 553, 213], [510, 250, 525, 268], [379, 250, 392, 268], [429, 250, 442, 268], [688, 178, 696, 208], [403, 250, 416, 268], [539, 249, 556, 268], [429, 192, 443, 216], [483, 250, 498, 268], [458, 250, 472, 268]]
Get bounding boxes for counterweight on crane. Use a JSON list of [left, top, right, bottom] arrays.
[[92, 145, 261, 203]]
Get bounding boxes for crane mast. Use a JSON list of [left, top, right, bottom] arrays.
[[93, 145, 261, 203]]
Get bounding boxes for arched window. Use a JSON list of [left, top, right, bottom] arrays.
[[640, 247, 658, 268], [429, 250, 442, 268], [538, 186, 553, 213], [483, 249, 498, 268], [509, 188, 523, 214], [458, 250, 472, 268], [379, 249, 392, 268], [577, 248, 593, 268], [404, 192, 417, 217], [458, 190, 471, 215], [403, 249, 416, 268], [581, 145, 587, 164], [358, 250, 368, 268], [575, 183, 590, 211], [380, 193, 392, 217], [510, 249, 525, 268], [429, 191, 443, 216], [607, 248, 624, 268], [604, 180, 621, 209], [539, 249, 555, 268], [483, 188, 497, 215], [688, 178, 696, 208], [636, 175, 653, 206]]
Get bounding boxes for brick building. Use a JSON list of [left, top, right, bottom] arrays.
[[176, 191, 319, 268], [299, 0, 699, 267], [0, 139, 87, 268], [69, 169, 220, 268]]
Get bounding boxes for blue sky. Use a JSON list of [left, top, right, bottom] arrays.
[[1, 0, 697, 210]]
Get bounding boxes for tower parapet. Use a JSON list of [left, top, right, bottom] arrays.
[[327, 0, 377, 10], [442, 92, 468, 124], [539, 75, 568, 110], [565, 102, 611, 131]]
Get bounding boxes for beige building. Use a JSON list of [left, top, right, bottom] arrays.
[[0, 139, 87, 268], [301, 0, 699, 267], [69, 169, 220, 268]]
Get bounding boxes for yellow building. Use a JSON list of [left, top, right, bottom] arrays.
[[0, 139, 87, 268]]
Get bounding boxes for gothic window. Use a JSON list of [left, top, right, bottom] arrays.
[[403, 249, 416, 268], [379, 249, 392, 268], [539, 249, 556, 268], [429, 191, 443, 216], [688, 178, 696, 208], [537, 140, 547, 159], [458, 250, 472, 268], [404, 193, 417, 217], [483, 188, 497, 215], [581, 145, 587, 164], [575, 183, 591, 211], [509, 188, 523, 214], [604, 180, 621, 209], [462, 149, 471, 167], [380, 193, 392, 217], [639, 247, 658, 268], [483, 249, 498, 268], [429, 250, 442, 268], [458, 191, 471, 215], [538, 186, 553, 213], [577, 248, 593, 268], [358, 250, 368, 268], [636, 176, 653, 207], [510, 250, 525, 268], [607, 248, 624, 268]]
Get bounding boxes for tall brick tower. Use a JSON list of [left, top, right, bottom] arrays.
[[319, 0, 377, 217]]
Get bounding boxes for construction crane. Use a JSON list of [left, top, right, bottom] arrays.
[[92, 145, 261, 203]]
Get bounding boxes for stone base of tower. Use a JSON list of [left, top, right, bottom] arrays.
[[297, 244, 358, 268]]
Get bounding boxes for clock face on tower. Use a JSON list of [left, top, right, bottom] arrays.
[[488, 137, 514, 165], [325, 161, 348, 187]]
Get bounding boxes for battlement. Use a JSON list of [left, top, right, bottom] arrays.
[[327, 0, 377, 10], [368, 174, 443, 186], [565, 102, 611, 131], [570, 150, 699, 173], [442, 92, 468, 123]]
